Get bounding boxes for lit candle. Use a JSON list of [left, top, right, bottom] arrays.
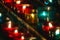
[[22, 5, 26, 13], [16, 0, 21, 4], [8, 21, 11, 28], [3, 21, 15, 32], [13, 29, 20, 37], [14, 29, 18, 34], [23, 5, 26, 10], [13, 36, 25, 40], [9, 29, 19, 38], [20, 36, 24, 40]]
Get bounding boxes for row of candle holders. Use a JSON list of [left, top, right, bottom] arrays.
[[2, 21, 25, 40]]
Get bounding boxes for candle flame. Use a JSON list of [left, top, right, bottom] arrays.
[[0, 13, 2, 17], [8, 21, 11, 28], [21, 36, 24, 40], [48, 22, 53, 28], [14, 29, 18, 34], [23, 5, 26, 10], [31, 13, 35, 18], [16, 0, 21, 4]]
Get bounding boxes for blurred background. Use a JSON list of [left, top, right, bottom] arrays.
[[0, 0, 60, 40]]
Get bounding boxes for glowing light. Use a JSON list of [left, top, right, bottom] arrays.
[[48, 22, 53, 28], [47, 17, 49, 22], [31, 13, 35, 18], [21, 36, 24, 40], [22, 4, 30, 7], [16, 0, 21, 4], [22, 4, 30, 13], [0, 13, 2, 17], [32, 9, 35, 12], [42, 11, 46, 16], [14, 29, 18, 34], [8, 21, 12, 28], [49, 0, 52, 3], [55, 29, 60, 35], [23, 5, 26, 10], [47, 7, 51, 11]]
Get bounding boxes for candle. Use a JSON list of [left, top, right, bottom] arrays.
[[20, 36, 24, 40], [14, 29, 20, 37], [3, 21, 15, 33], [21, 36, 24, 40], [13, 36, 25, 40], [14, 29, 18, 34], [8, 29, 19, 38], [8, 21, 11, 28]]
